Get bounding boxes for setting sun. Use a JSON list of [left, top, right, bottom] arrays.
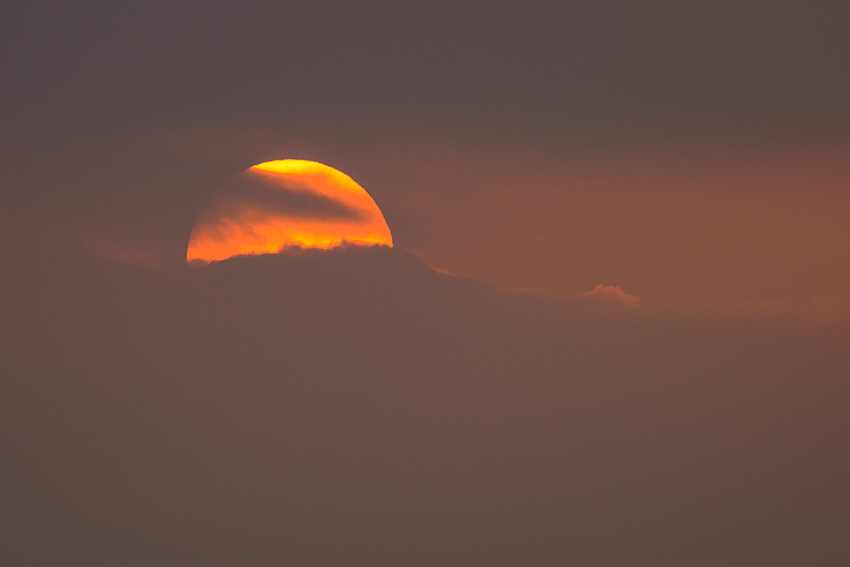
[[187, 160, 392, 263]]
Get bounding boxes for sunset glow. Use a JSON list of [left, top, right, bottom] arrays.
[[187, 160, 392, 263]]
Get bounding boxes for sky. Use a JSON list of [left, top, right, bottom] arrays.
[[2, 0, 849, 308], [2, 1, 850, 565]]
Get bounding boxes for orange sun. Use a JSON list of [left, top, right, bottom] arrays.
[[187, 160, 393, 263]]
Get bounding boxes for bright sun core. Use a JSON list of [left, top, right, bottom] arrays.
[[187, 160, 393, 263]]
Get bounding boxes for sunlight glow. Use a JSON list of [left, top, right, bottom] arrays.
[[187, 160, 393, 263]]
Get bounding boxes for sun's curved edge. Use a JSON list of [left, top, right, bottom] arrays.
[[186, 159, 393, 264]]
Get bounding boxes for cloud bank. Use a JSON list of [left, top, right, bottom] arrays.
[[2, 244, 848, 566]]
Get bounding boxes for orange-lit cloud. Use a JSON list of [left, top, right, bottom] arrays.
[[582, 284, 641, 308], [187, 160, 392, 263]]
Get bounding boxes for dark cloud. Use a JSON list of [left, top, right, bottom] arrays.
[[2, 243, 849, 566], [203, 169, 367, 224]]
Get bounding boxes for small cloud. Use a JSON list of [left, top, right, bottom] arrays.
[[582, 284, 641, 308], [215, 170, 368, 222]]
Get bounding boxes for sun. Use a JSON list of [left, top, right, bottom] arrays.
[[187, 160, 393, 263]]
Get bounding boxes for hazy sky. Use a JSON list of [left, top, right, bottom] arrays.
[[2, 3, 850, 565], [3, 0, 849, 308], [3, 1, 849, 141]]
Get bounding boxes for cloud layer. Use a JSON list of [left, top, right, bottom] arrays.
[[2, 244, 848, 566]]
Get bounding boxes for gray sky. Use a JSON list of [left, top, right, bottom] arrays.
[[3, 1, 849, 145]]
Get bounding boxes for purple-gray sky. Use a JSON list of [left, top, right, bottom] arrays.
[[2, 2, 850, 565]]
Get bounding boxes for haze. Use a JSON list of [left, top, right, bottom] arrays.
[[2, 2, 849, 565]]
